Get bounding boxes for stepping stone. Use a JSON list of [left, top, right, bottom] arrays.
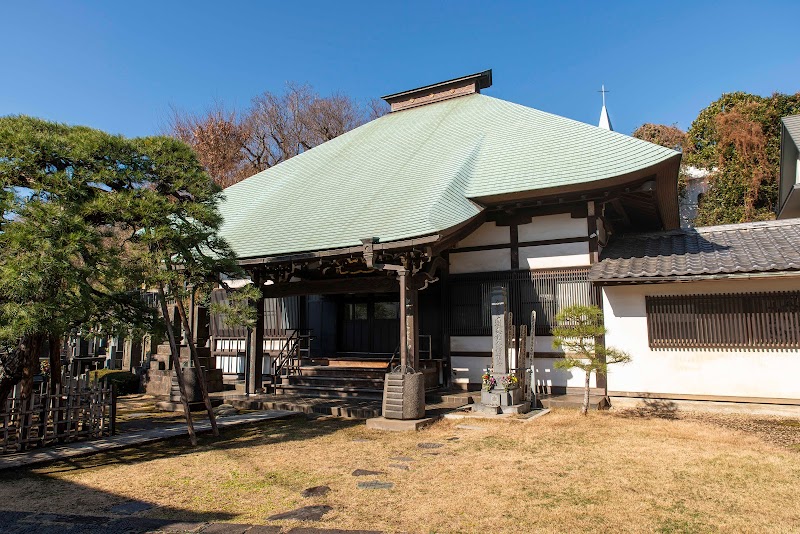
[[246, 527, 282, 534], [352, 469, 385, 476], [357, 481, 394, 490], [455, 424, 485, 431], [123, 412, 151, 419], [267, 505, 332, 521], [390, 456, 414, 462], [109, 500, 153, 515], [389, 464, 410, 470], [301, 485, 331, 498], [417, 442, 443, 449], [199, 524, 254, 534]]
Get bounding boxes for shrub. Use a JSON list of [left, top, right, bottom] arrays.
[[89, 369, 140, 395]]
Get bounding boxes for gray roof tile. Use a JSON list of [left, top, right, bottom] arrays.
[[590, 219, 800, 281]]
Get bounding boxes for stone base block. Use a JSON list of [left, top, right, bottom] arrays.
[[480, 386, 523, 407], [366, 416, 438, 432], [471, 403, 501, 415], [471, 401, 531, 415]]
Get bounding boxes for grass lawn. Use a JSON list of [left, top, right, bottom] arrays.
[[0, 408, 798, 533]]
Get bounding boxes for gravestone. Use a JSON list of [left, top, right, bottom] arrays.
[[473, 286, 530, 415]]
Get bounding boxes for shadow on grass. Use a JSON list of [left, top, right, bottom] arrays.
[[614, 396, 679, 420], [0, 416, 362, 476]]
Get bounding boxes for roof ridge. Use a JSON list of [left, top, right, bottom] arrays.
[[477, 94, 681, 155], [617, 218, 800, 241], [694, 218, 800, 233]]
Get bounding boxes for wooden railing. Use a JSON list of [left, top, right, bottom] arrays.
[[1, 371, 115, 454], [646, 291, 800, 349]]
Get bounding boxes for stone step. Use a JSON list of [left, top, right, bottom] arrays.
[[294, 367, 387, 380], [225, 398, 381, 419], [283, 376, 385, 389], [307, 358, 392, 369], [425, 390, 480, 406], [273, 384, 383, 399]]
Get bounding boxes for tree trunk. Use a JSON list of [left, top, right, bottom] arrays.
[[174, 291, 219, 437], [48, 334, 63, 391], [157, 284, 197, 446], [582, 370, 591, 416], [0, 334, 44, 413], [17, 333, 44, 450]]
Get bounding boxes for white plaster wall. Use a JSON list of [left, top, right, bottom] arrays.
[[603, 277, 800, 400], [534, 357, 597, 390], [451, 355, 493, 385], [519, 241, 590, 269], [518, 214, 587, 242], [450, 335, 582, 389], [450, 248, 511, 274], [455, 221, 510, 247]]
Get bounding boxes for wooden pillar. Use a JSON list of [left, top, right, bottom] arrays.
[[248, 270, 265, 393], [439, 253, 451, 387], [406, 284, 419, 371], [398, 269, 408, 371]]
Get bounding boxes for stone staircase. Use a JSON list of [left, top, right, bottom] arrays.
[[273, 360, 388, 399]]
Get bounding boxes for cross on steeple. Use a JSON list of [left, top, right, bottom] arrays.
[[599, 84, 609, 107], [597, 84, 612, 131]]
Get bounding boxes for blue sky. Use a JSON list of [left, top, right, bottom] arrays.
[[2, 1, 798, 137]]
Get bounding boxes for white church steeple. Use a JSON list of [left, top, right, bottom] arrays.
[[598, 84, 612, 131]]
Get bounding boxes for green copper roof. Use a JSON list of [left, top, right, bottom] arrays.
[[218, 93, 679, 259]]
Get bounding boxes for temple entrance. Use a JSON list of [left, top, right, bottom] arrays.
[[339, 293, 400, 358]]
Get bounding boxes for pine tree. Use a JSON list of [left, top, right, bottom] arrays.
[[0, 117, 241, 435]]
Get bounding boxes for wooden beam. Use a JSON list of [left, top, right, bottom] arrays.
[[260, 276, 397, 298], [238, 234, 443, 267]]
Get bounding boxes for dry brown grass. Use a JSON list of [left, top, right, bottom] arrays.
[[1, 409, 799, 533]]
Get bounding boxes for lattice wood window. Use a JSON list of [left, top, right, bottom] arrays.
[[447, 268, 600, 336], [646, 291, 800, 349]]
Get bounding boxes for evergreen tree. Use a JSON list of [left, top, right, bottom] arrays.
[[0, 116, 240, 415]]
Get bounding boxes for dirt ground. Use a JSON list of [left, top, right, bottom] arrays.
[[0, 405, 798, 533]]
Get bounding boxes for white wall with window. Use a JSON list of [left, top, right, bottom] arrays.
[[602, 276, 800, 403]]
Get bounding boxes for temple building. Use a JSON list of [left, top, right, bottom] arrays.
[[209, 71, 799, 412]]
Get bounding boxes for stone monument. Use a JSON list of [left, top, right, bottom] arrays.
[[473, 286, 530, 415]]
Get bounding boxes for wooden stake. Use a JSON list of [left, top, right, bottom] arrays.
[[157, 283, 197, 446]]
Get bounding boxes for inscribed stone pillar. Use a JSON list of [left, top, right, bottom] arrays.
[[491, 286, 509, 374]]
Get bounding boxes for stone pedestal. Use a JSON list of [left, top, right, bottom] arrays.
[[382, 372, 425, 420], [473, 372, 530, 415]]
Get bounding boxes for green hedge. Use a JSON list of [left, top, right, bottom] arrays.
[[88, 370, 140, 395]]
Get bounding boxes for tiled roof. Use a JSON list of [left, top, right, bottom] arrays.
[[218, 93, 680, 260], [784, 114, 800, 147], [590, 219, 800, 281]]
